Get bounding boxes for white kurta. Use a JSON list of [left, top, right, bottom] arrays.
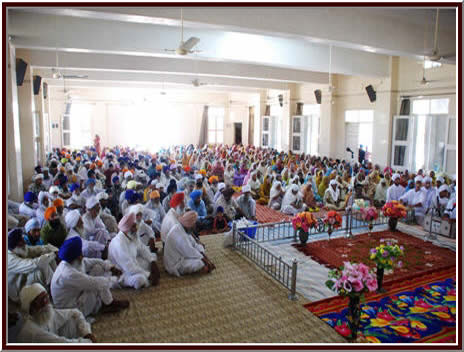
[[136, 220, 156, 247], [386, 184, 405, 202], [144, 202, 166, 233], [163, 224, 204, 277], [16, 308, 92, 343], [100, 211, 119, 234], [400, 188, 427, 222], [66, 229, 105, 259], [160, 208, 180, 243], [235, 194, 256, 219], [82, 212, 113, 244], [66, 194, 85, 208], [51, 259, 114, 317], [80, 188, 99, 201], [445, 196, 456, 219], [108, 231, 156, 289], [422, 187, 436, 211], [8, 246, 57, 302], [19, 203, 38, 218]]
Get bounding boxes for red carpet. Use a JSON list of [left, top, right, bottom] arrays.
[[256, 203, 291, 223], [292, 230, 456, 286]]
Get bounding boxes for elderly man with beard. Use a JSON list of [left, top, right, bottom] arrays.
[[164, 211, 215, 277], [108, 213, 160, 289], [16, 283, 95, 343], [40, 207, 68, 249], [19, 192, 38, 218], [400, 176, 427, 225], [235, 185, 257, 220], [144, 190, 165, 238], [429, 185, 452, 217], [28, 173, 47, 197], [82, 197, 114, 245], [65, 210, 107, 259], [66, 183, 85, 210], [8, 229, 57, 302], [36, 191, 50, 227], [127, 204, 157, 253], [96, 191, 119, 234], [51, 237, 129, 318], [24, 218, 44, 246], [160, 192, 186, 244]]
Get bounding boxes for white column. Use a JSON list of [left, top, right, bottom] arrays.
[[7, 43, 24, 202]]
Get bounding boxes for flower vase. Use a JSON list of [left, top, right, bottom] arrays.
[[327, 225, 333, 241], [388, 217, 398, 232], [376, 267, 386, 293], [298, 229, 309, 245], [368, 222, 373, 236], [347, 294, 361, 341]]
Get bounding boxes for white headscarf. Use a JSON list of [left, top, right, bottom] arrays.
[[281, 184, 301, 209], [327, 180, 340, 202], [269, 181, 283, 204]]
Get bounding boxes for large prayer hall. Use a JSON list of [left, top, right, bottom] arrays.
[[4, 3, 460, 350]]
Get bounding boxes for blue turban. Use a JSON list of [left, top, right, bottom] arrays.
[[8, 228, 24, 250], [112, 176, 120, 184], [24, 191, 36, 203], [86, 178, 96, 186], [125, 190, 139, 204], [69, 183, 80, 192], [163, 165, 170, 173], [190, 190, 202, 201], [58, 236, 82, 262], [216, 206, 224, 213], [25, 218, 41, 234]]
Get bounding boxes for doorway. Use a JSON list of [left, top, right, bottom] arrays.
[[234, 123, 242, 145]]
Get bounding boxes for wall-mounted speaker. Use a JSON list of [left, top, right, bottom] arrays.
[[16, 58, 27, 86], [365, 85, 376, 103], [278, 94, 283, 107], [314, 89, 322, 104], [33, 75, 42, 95], [400, 98, 410, 115]]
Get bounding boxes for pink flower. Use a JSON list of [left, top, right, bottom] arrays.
[[343, 281, 352, 293], [366, 278, 378, 292], [397, 261, 403, 268], [351, 279, 364, 292], [357, 263, 370, 277]]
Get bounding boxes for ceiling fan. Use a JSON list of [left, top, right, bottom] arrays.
[[165, 9, 200, 56], [418, 56, 440, 85], [424, 9, 454, 62], [52, 50, 88, 80]]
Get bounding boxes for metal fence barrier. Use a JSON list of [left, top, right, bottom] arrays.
[[232, 223, 298, 300]]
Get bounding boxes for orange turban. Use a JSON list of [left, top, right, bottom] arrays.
[[76, 157, 81, 162], [89, 163, 96, 170], [199, 169, 207, 176], [44, 206, 57, 221], [96, 160, 103, 167], [53, 198, 64, 207], [149, 190, 160, 199], [156, 165, 163, 171], [209, 176, 219, 184], [170, 192, 185, 208]]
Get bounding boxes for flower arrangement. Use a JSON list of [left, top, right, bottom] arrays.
[[360, 206, 379, 222], [382, 201, 407, 219], [326, 262, 378, 297], [323, 210, 343, 229], [291, 212, 318, 233], [369, 241, 404, 271]]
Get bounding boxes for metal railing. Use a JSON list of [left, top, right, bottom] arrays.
[[232, 223, 298, 300]]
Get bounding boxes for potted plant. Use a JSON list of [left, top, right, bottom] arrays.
[[291, 211, 317, 245], [369, 240, 404, 293], [360, 206, 379, 235], [326, 262, 378, 341], [323, 210, 343, 240], [382, 201, 407, 231]]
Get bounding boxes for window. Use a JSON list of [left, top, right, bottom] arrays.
[[270, 105, 282, 151], [344, 110, 374, 160], [63, 103, 93, 149], [262, 116, 270, 147], [207, 107, 224, 144], [424, 60, 442, 69], [303, 104, 320, 155]]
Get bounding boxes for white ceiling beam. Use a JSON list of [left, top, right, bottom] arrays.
[[20, 49, 331, 85], [11, 7, 456, 62], [9, 10, 390, 77]]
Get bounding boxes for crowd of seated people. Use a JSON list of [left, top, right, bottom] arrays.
[[7, 143, 456, 343]]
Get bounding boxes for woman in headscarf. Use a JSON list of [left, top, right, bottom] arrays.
[[224, 164, 235, 187], [281, 184, 306, 215], [366, 170, 380, 200], [323, 179, 345, 211], [268, 181, 285, 210], [247, 171, 261, 200], [318, 176, 330, 198], [281, 168, 290, 187], [315, 170, 324, 188], [257, 175, 273, 205], [302, 183, 319, 212]]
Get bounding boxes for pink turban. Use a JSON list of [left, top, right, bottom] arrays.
[[118, 212, 136, 233], [178, 211, 198, 229]]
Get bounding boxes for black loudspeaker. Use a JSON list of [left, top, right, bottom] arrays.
[[314, 89, 322, 104], [365, 85, 376, 103], [278, 94, 283, 107], [16, 58, 27, 86], [43, 82, 48, 99], [33, 75, 42, 95], [400, 98, 410, 115]]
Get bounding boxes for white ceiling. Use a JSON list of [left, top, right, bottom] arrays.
[[8, 6, 457, 93]]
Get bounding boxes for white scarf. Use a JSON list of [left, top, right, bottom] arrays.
[[327, 185, 340, 203]]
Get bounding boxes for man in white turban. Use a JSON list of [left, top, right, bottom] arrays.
[[108, 213, 160, 289], [429, 185, 451, 217], [82, 197, 114, 245], [36, 191, 50, 227], [65, 209, 106, 259], [400, 176, 426, 225], [96, 191, 119, 233], [127, 204, 157, 252], [164, 211, 215, 277], [51, 237, 129, 318], [422, 176, 435, 211], [235, 185, 257, 220], [16, 283, 95, 343], [8, 229, 57, 302], [386, 174, 405, 202]]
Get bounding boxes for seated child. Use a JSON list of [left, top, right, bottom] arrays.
[[213, 206, 230, 234]]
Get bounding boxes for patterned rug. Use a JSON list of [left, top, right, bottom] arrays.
[[91, 234, 345, 343], [305, 270, 456, 343], [292, 230, 456, 286]]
